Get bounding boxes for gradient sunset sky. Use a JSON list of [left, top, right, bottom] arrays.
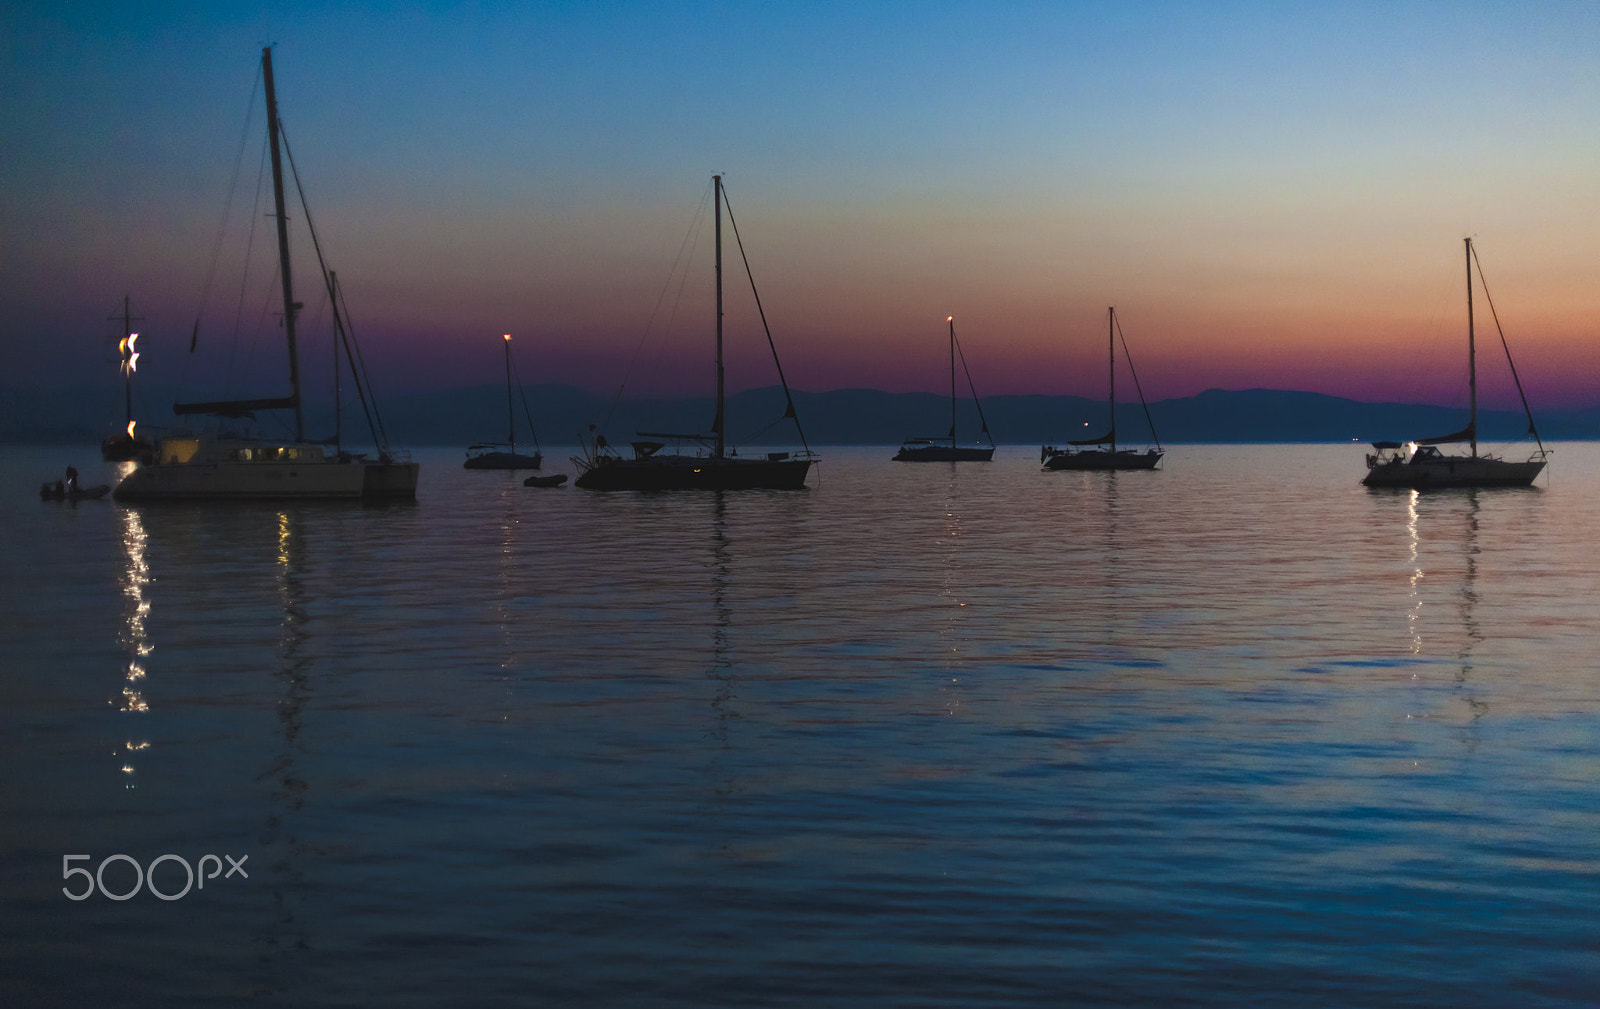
[[4, 2, 1597, 409]]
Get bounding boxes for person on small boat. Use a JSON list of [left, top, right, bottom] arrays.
[[65, 465, 78, 491]]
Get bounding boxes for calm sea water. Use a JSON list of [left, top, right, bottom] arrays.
[[3, 443, 1599, 1007]]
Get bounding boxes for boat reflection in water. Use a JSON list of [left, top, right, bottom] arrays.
[[256, 506, 314, 989]]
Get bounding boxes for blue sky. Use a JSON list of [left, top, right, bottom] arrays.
[[4, 2, 1597, 407]]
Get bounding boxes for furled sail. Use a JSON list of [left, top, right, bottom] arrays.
[[1416, 421, 1475, 445]]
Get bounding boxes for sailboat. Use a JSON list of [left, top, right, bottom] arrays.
[[1362, 238, 1546, 489], [464, 334, 543, 469], [573, 175, 816, 491], [100, 295, 156, 462], [892, 316, 995, 462], [1042, 307, 1163, 471], [115, 48, 417, 502]]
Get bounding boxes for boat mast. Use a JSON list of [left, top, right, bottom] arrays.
[[504, 334, 515, 454], [1108, 306, 1117, 454], [1466, 237, 1477, 459], [948, 316, 957, 443], [331, 272, 340, 451], [119, 296, 134, 430], [261, 46, 304, 443], [714, 175, 725, 460]]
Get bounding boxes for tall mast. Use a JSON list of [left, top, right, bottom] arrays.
[[331, 272, 341, 452], [948, 316, 957, 442], [713, 175, 725, 460], [504, 334, 515, 452], [1465, 237, 1477, 458], [121, 296, 133, 428], [261, 46, 304, 443], [110, 295, 142, 437], [1108, 306, 1117, 454]]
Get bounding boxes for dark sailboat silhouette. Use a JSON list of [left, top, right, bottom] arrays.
[[101, 295, 156, 462], [1363, 238, 1546, 489], [464, 334, 543, 470], [1042, 306, 1162, 471], [892, 315, 995, 462], [573, 175, 816, 491]]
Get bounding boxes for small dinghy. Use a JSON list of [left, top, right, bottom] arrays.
[[523, 473, 568, 488]]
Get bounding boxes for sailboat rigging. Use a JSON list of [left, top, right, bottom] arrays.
[[892, 316, 995, 462], [1362, 238, 1546, 489], [1042, 307, 1162, 471], [464, 334, 544, 470], [115, 47, 417, 501], [573, 175, 816, 491]]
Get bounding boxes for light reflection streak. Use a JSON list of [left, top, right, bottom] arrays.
[[939, 469, 965, 717], [1457, 492, 1486, 728], [116, 504, 152, 784], [705, 493, 737, 797], [1407, 490, 1423, 657], [259, 507, 312, 986]]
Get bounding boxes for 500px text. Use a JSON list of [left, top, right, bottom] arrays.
[[62, 854, 249, 901]]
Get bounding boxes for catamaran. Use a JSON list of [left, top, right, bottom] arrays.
[[115, 48, 416, 502]]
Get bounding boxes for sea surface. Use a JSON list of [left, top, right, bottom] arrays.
[[3, 442, 1599, 1008]]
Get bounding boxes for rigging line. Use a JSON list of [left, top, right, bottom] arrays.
[[192, 63, 263, 355], [332, 271, 388, 449], [1113, 311, 1161, 451], [331, 273, 386, 451], [226, 135, 271, 394], [238, 260, 279, 401], [1470, 244, 1544, 454], [508, 347, 542, 451], [280, 123, 388, 451], [950, 326, 994, 447], [600, 181, 713, 438], [720, 181, 812, 455]]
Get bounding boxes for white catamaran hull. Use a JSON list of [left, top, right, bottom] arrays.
[[114, 440, 418, 501]]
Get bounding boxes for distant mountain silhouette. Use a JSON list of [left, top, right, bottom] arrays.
[[5, 382, 1596, 445]]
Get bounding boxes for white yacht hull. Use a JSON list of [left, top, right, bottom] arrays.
[[114, 439, 417, 501]]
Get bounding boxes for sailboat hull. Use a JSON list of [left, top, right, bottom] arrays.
[[1362, 456, 1543, 489], [1043, 449, 1162, 471], [463, 451, 542, 470], [892, 445, 994, 462], [113, 439, 418, 501], [574, 455, 811, 491]]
